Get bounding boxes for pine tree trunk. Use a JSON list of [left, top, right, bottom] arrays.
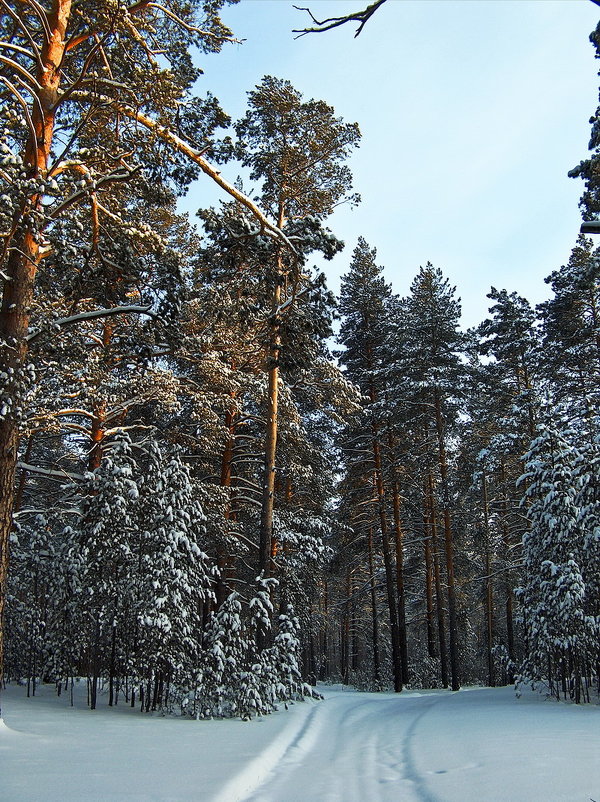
[[390, 471, 409, 683], [500, 462, 515, 672], [109, 621, 117, 706], [259, 234, 285, 580], [433, 390, 460, 691], [0, 1, 71, 693], [341, 567, 351, 683], [90, 619, 100, 711], [482, 471, 495, 688], [367, 528, 380, 683], [217, 402, 237, 606], [423, 484, 437, 658], [371, 447, 402, 692], [428, 472, 449, 688], [320, 579, 329, 681]]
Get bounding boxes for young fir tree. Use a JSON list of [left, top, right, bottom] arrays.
[[76, 433, 140, 710], [518, 410, 598, 703], [135, 442, 215, 711], [194, 591, 250, 719]]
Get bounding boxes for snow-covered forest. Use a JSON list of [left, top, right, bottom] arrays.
[[1, 0, 600, 741]]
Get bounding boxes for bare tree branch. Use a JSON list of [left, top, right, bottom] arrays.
[[293, 0, 388, 38]]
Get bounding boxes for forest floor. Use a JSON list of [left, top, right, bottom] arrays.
[[1, 681, 599, 801]]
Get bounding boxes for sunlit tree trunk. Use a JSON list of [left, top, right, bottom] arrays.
[[0, 0, 72, 693], [259, 206, 286, 579]]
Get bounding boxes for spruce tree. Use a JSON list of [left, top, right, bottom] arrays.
[[518, 411, 598, 703]]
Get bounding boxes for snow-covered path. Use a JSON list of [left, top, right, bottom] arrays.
[[2, 683, 600, 801], [242, 686, 600, 802], [242, 691, 440, 802]]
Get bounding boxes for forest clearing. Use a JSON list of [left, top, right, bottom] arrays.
[[3, 681, 600, 802]]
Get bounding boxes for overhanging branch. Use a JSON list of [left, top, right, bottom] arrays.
[[293, 0, 388, 37], [26, 304, 156, 343]]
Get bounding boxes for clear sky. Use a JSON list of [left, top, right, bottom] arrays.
[[181, 0, 600, 328]]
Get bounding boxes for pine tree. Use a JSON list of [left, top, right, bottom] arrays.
[[468, 287, 541, 678], [387, 264, 466, 691], [569, 21, 600, 221], [539, 236, 600, 414], [337, 237, 404, 691], [234, 76, 360, 583], [0, 0, 291, 691]]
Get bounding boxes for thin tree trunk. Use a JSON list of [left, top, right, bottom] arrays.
[[428, 472, 449, 688], [341, 566, 351, 684], [390, 469, 409, 684], [481, 470, 495, 688], [320, 579, 329, 681], [367, 528, 380, 683], [217, 402, 237, 606], [109, 621, 117, 706], [90, 619, 100, 711], [371, 451, 402, 692], [500, 461, 515, 671], [14, 437, 33, 515], [259, 206, 286, 580], [433, 390, 460, 691], [423, 484, 437, 658]]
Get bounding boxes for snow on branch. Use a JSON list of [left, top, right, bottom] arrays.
[[26, 305, 156, 343], [16, 462, 85, 481]]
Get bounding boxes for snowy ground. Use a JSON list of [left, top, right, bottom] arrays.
[[1, 682, 599, 802]]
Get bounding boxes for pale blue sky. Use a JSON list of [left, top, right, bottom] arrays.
[[183, 0, 600, 327]]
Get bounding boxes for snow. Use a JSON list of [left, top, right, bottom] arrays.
[[2, 682, 600, 801]]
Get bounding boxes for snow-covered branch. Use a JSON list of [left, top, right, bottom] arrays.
[[26, 305, 156, 343], [16, 462, 85, 481]]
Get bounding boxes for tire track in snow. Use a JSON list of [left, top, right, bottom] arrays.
[[211, 700, 322, 802], [400, 693, 448, 802], [240, 691, 448, 802]]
